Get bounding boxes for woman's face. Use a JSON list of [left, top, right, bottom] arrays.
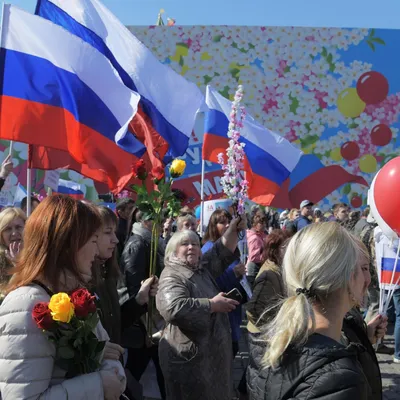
[[350, 252, 370, 308], [253, 212, 266, 232], [97, 222, 119, 260], [292, 211, 300, 220], [216, 215, 230, 238], [76, 233, 99, 282], [176, 238, 200, 265], [2, 217, 25, 248], [180, 220, 197, 232]]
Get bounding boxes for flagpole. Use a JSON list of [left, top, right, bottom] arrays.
[[9, 141, 13, 156], [199, 159, 205, 236], [26, 145, 33, 217]]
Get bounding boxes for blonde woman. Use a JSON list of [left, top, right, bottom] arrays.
[[0, 207, 26, 294], [248, 222, 371, 400]]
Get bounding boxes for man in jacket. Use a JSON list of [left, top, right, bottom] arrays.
[[120, 212, 166, 399], [116, 198, 135, 256], [290, 200, 313, 233]]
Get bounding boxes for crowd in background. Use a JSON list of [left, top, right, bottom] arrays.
[[0, 152, 394, 400]]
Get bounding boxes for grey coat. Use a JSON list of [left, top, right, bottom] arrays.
[[156, 240, 237, 400]]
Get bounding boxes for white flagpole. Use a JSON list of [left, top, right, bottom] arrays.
[[199, 159, 205, 236], [26, 167, 32, 217], [9, 141, 13, 156]]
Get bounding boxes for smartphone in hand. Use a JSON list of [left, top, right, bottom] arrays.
[[224, 288, 243, 303]]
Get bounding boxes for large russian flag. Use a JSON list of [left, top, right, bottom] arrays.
[[0, 5, 145, 192], [35, 0, 205, 165], [203, 86, 302, 205]]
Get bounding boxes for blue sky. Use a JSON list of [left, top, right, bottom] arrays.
[[8, 0, 400, 28]]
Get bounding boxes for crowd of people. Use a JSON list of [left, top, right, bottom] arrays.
[[0, 155, 394, 400]]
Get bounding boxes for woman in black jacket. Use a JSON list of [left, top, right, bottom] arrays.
[[91, 206, 158, 400], [248, 222, 372, 400]]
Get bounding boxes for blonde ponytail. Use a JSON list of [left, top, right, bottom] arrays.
[[261, 222, 361, 368]]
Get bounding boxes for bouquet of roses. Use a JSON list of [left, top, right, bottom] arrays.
[[32, 288, 106, 378]]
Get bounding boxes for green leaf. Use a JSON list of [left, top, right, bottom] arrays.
[[176, 42, 188, 49], [367, 41, 376, 51], [370, 28, 375, 37], [327, 53, 333, 63], [212, 35, 223, 42], [348, 122, 359, 129], [248, 43, 255, 49], [58, 346, 75, 359], [300, 134, 319, 147], [59, 336, 70, 347], [321, 47, 327, 57], [229, 68, 241, 80], [342, 184, 351, 195], [284, 65, 290, 73], [371, 37, 385, 45], [289, 95, 300, 114], [179, 55, 184, 67]]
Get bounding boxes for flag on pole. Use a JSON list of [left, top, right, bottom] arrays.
[[203, 86, 302, 205], [36, 0, 205, 165], [55, 179, 85, 199], [0, 5, 144, 193], [13, 183, 27, 206], [0, 6, 142, 166]]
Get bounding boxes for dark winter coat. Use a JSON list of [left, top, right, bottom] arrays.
[[342, 309, 382, 400], [248, 333, 370, 400]]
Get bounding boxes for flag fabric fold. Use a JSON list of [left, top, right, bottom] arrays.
[[270, 154, 369, 209], [36, 0, 205, 164], [0, 5, 143, 193], [203, 86, 303, 205]]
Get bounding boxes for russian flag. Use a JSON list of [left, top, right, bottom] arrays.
[[55, 179, 85, 200], [381, 257, 400, 285], [0, 6, 144, 192], [271, 154, 369, 209], [203, 86, 302, 205], [380, 257, 400, 285], [35, 0, 205, 165]]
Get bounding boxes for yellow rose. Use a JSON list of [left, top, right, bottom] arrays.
[[48, 293, 75, 323], [169, 159, 186, 178]]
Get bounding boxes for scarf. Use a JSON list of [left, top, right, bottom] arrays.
[[167, 255, 202, 272]]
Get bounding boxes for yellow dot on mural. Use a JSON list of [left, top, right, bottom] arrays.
[[200, 52, 212, 61], [330, 147, 343, 161], [337, 88, 366, 118], [359, 154, 377, 173]]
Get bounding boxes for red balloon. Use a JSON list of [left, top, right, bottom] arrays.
[[373, 156, 400, 234], [371, 124, 392, 146], [356, 71, 389, 105], [340, 141, 360, 161], [351, 195, 362, 208]]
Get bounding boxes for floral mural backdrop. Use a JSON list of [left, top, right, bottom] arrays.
[[1, 26, 399, 210], [129, 25, 400, 210]]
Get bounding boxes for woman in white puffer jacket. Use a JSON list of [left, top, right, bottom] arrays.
[[0, 196, 126, 400]]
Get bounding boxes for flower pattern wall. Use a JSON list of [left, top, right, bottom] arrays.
[[129, 25, 400, 210]]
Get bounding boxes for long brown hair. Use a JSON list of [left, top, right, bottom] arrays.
[[262, 229, 292, 266], [92, 206, 120, 282], [7, 195, 102, 293], [203, 209, 232, 243]]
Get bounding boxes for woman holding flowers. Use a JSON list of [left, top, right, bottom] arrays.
[[156, 215, 247, 400], [0, 196, 125, 400]]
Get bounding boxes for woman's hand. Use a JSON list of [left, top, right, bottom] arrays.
[[367, 314, 388, 344], [100, 369, 124, 400], [6, 241, 22, 263], [210, 292, 239, 313], [136, 276, 159, 305], [0, 154, 13, 180], [233, 263, 246, 278], [103, 342, 125, 361]]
